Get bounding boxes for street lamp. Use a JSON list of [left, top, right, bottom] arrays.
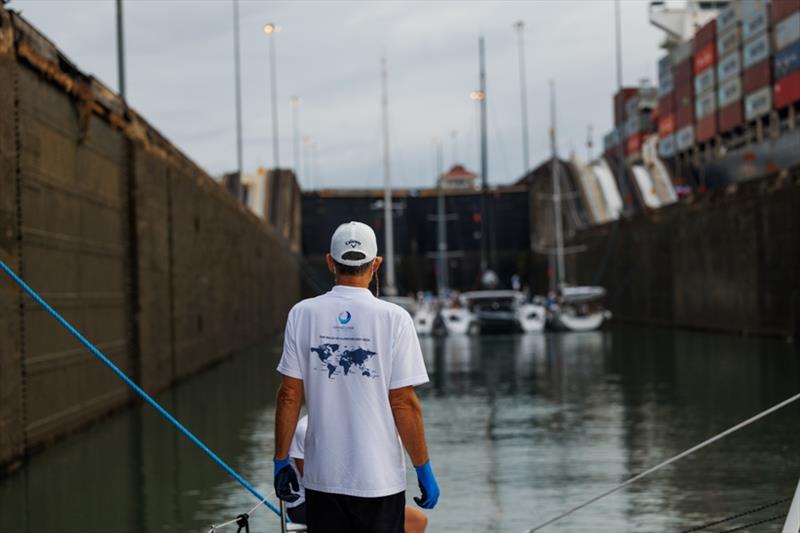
[[290, 96, 301, 183], [263, 23, 281, 169]]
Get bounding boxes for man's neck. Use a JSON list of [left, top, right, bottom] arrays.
[[336, 276, 371, 289]]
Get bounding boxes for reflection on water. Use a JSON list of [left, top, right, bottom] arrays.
[[1, 327, 799, 532]]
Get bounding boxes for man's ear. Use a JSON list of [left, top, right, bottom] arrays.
[[372, 256, 383, 273], [326, 253, 336, 274]]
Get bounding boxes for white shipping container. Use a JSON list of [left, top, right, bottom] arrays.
[[603, 128, 620, 150], [658, 73, 674, 97], [658, 135, 675, 158], [717, 51, 742, 82], [740, 0, 769, 20], [695, 90, 717, 119], [743, 32, 771, 69], [717, 26, 741, 57], [744, 86, 772, 120], [718, 77, 742, 107], [658, 54, 672, 78], [717, 2, 741, 34], [775, 12, 800, 52], [694, 67, 716, 94], [742, 8, 769, 42], [624, 97, 639, 118], [624, 115, 640, 137], [676, 125, 694, 150]]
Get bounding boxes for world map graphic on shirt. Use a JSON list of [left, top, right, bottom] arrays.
[[311, 343, 378, 379]]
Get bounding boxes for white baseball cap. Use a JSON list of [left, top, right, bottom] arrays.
[[330, 221, 378, 266]]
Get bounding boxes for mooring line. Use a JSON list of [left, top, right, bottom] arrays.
[[0, 258, 281, 518], [523, 390, 800, 532]]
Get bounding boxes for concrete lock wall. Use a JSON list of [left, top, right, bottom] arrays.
[[0, 8, 302, 470], [550, 169, 800, 338]]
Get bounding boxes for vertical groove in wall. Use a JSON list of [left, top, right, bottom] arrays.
[[166, 168, 177, 385], [12, 49, 27, 457], [124, 134, 141, 389]]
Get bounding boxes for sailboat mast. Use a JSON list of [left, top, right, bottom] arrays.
[[478, 36, 489, 272], [380, 55, 397, 296], [549, 81, 565, 289], [436, 141, 448, 297]]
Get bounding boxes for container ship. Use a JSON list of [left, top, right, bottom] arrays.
[[566, 0, 800, 225]]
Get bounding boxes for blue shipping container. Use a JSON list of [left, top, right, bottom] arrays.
[[774, 40, 800, 80]]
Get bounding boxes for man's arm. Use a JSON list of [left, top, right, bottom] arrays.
[[389, 385, 429, 466], [274, 375, 304, 459]]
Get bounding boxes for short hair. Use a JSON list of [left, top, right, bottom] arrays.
[[334, 251, 374, 276]]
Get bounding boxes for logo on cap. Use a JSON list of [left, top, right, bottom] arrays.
[[337, 311, 352, 324], [345, 240, 361, 248]]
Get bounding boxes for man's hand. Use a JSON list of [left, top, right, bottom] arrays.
[[413, 460, 440, 509], [273, 457, 300, 502]]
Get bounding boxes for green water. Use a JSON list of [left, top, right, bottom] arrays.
[[1, 326, 799, 532]]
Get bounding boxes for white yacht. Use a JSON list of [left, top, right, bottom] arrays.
[[441, 290, 545, 335], [544, 286, 611, 332], [381, 296, 438, 336]]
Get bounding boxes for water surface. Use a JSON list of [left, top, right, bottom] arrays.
[[1, 326, 798, 532]]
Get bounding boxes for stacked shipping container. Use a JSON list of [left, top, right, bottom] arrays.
[[742, 0, 773, 121], [623, 85, 657, 155], [673, 40, 695, 151], [694, 19, 718, 141], [773, 1, 800, 108], [717, 3, 744, 132], [658, 53, 676, 157]]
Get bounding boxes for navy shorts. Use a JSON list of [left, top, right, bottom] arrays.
[[304, 489, 405, 533]]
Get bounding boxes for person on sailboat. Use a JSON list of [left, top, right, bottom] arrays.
[[286, 414, 429, 532], [272, 221, 440, 533]]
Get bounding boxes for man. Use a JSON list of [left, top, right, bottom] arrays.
[[273, 221, 440, 533], [287, 415, 429, 533]]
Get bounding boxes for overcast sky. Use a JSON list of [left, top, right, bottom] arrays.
[[10, 0, 664, 189]]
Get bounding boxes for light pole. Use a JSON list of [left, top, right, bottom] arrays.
[[450, 130, 458, 167], [380, 55, 397, 296], [514, 21, 531, 174], [477, 36, 489, 272], [115, 0, 126, 101], [264, 23, 281, 170], [232, 0, 243, 199], [290, 96, 301, 182], [614, 0, 628, 215], [303, 136, 312, 188]]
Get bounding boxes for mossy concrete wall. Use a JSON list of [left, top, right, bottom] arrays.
[[0, 8, 301, 470]]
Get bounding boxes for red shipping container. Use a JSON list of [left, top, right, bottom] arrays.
[[696, 114, 718, 141], [743, 59, 773, 93], [772, 0, 800, 24], [614, 87, 638, 126], [695, 19, 717, 46], [675, 82, 694, 126], [625, 133, 643, 155], [775, 69, 800, 107], [694, 43, 717, 74], [659, 114, 676, 137], [719, 101, 744, 132], [658, 93, 675, 115], [673, 58, 694, 85]]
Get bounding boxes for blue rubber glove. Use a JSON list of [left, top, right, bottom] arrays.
[[413, 460, 440, 509], [274, 457, 300, 502]]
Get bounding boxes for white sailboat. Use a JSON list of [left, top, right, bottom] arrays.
[[544, 82, 610, 332]]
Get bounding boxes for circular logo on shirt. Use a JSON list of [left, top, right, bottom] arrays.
[[337, 311, 352, 324]]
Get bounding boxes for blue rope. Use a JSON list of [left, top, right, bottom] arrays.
[[0, 258, 281, 518]]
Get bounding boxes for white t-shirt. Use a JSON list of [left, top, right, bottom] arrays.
[[277, 285, 429, 497], [286, 415, 308, 509]]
